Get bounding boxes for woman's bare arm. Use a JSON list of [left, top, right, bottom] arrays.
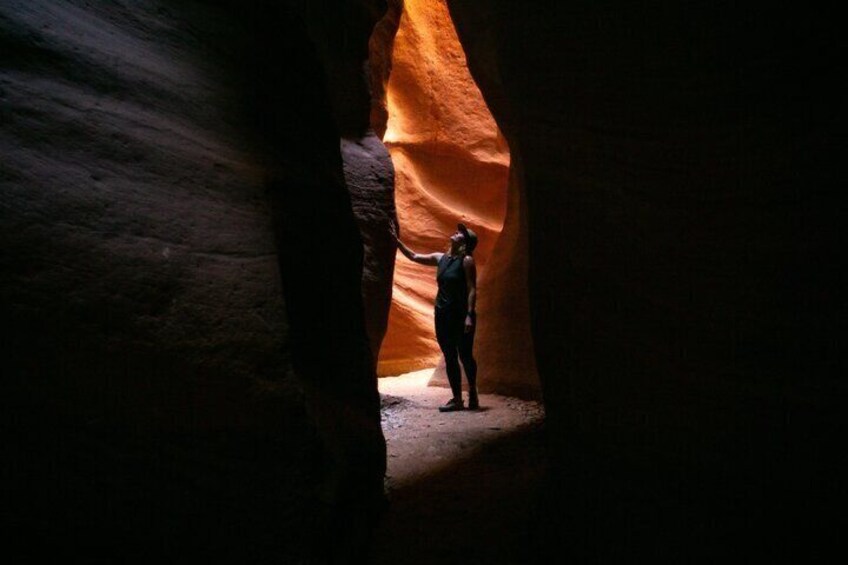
[[391, 222, 442, 266]]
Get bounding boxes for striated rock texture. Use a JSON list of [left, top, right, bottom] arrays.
[[448, 0, 842, 561], [376, 0, 536, 398], [1, 1, 390, 561], [372, 0, 538, 397]]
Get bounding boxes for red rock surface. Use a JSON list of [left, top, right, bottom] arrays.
[[373, 0, 539, 398], [2, 0, 839, 561], [376, 0, 509, 374]]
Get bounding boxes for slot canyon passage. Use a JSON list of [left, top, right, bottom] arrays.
[[0, 1, 841, 563]]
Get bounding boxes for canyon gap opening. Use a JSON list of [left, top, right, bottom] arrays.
[[370, 0, 539, 399]]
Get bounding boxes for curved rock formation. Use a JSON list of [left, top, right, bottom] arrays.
[[2, 0, 840, 561], [373, 0, 503, 374], [1, 1, 390, 561], [373, 0, 539, 398]]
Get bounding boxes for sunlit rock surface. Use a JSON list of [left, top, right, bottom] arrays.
[[376, 0, 521, 385], [374, 0, 538, 398]]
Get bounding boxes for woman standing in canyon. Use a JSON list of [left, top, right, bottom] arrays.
[[391, 222, 479, 412]]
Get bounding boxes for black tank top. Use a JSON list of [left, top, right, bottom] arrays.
[[435, 254, 467, 312]]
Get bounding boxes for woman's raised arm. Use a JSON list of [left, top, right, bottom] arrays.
[[391, 222, 442, 266]]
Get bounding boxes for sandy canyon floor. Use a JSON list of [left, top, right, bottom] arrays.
[[371, 369, 547, 564]]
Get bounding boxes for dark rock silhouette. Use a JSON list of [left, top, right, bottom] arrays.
[[447, 0, 841, 561], [1, 1, 389, 562], [1, 0, 841, 562]]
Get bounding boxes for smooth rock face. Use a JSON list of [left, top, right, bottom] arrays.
[[342, 133, 396, 362], [448, 0, 841, 560], [375, 0, 510, 376], [464, 151, 539, 399], [3, 0, 840, 560], [372, 0, 538, 397], [1, 0, 288, 389], [1, 1, 387, 561], [302, 0, 398, 371]]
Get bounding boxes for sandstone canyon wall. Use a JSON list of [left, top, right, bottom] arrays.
[[374, 0, 539, 399], [448, 1, 841, 561], [3, 0, 841, 561], [376, 0, 508, 374], [1, 1, 391, 561]]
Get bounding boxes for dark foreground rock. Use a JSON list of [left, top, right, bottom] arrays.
[[1, 1, 391, 561]]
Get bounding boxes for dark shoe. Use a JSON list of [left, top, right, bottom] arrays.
[[468, 391, 479, 410], [438, 398, 464, 412]]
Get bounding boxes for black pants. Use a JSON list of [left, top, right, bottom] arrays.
[[435, 308, 477, 399]]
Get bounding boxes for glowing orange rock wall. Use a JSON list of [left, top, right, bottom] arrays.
[[375, 0, 509, 376]]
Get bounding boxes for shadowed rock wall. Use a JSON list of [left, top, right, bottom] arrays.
[[294, 0, 398, 366], [448, 0, 842, 561], [1, 1, 390, 561], [3, 0, 841, 561]]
